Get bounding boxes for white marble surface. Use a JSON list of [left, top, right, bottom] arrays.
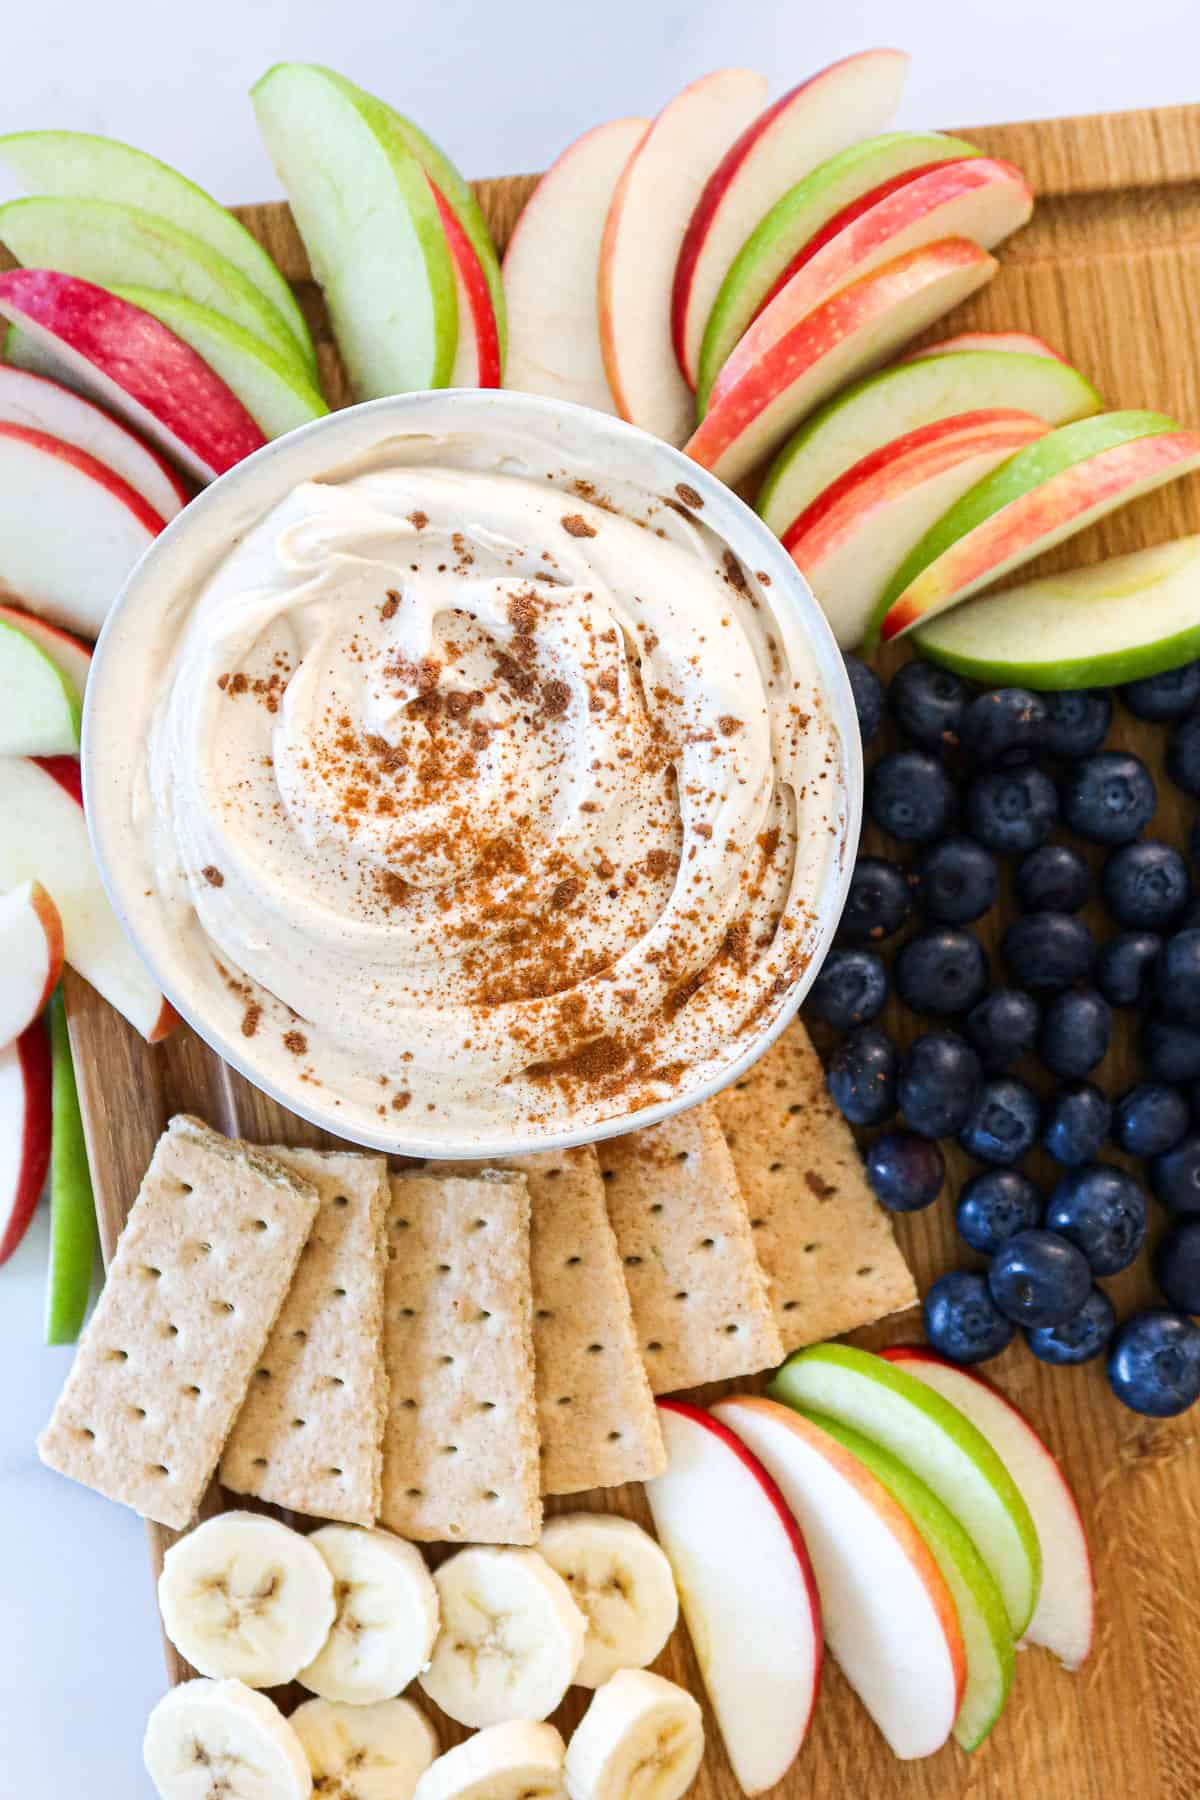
[[1, 4, 1193, 1793]]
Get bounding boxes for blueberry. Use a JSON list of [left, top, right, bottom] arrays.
[[1143, 1016, 1200, 1083], [1015, 843, 1092, 914], [956, 1168, 1042, 1254], [1042, 1082, 1112, 1166], [958, 1076, 1040, 1166], [912, 837, 998, 925], [865, 1131, 945, 1213], [1120, 659, 1200, 721], [1107, 1310, 1200, 1416], [889, 660, 970, 748], [827, 1024, 898, 1126], [895, 927, 989, 1018], [1150, 1137, 1200, 1215], [1041, 688, 1112, 758], [867, 749, 956, 844], [897, 1030, 982, 1138], [923, 1270, 1015, 1364], [1045, 1162, 1148, 1275], [808, 948, 888, 1029], [1038, 987, 1112, 1079], [1102, 840, 1191, 929], [959, 687, 1046, 762], [1062, 751, 1156, 844], [1096, 930, 1162, 1007], [1153, 1219, 1200, 1315], [843, 653, 884, 745], [837, 856, 912, 946], [965, 987, 1040, 1072], [1001, 912, 1095, 991], [966, 766, 1058, 854], [1113, 1082, 1190, 1158], [1157, 929, 1200, 1024], [1027, 1287, 1115, 1365], [988, 1228, 1093, 1328], [1168, 715, 1200, 797]]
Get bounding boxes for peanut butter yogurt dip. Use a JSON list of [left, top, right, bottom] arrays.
[[138, 432, 846, 1146]]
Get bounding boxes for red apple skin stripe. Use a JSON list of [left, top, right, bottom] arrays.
[[0, 1015, 52, 1265], [0, 421, 167, 537], [33, 754, 84, 809], [428, 180, 501, 388]]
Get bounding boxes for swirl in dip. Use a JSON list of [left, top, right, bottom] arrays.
[[139, 434, 846, 1145]]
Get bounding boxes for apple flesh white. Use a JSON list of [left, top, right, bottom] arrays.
[[0, 614, 82, 753], [713, 1396, 964, 1762], [503, 116, 648, 414], [599, 68, 768, 445], [902, 330, 1065, 362], [0, 757, 176, 1042], [0, 363, 188, 518], [432, 184, 501, 388], [0, 880, 64, 1047], [672, 49, 910, 389], [770, 1342, 1041, 1637], [915, 532, 1200, 689], [875, 410, 1200, 643], [756, 346, 1103, 536], [0, 603, 91, 697], [0, 270, 266, 482], [44, 987, 97, 1345], [644, 1399, 821, 1793], [0, 1014, 52, 1265], [883, 1347, 1094, 1669], [0, 127, 317, 378], [685, 238, 998, 486], [783, 409, 1050, 648], [0, 421, 166, 638], [252, 63, 458, 398]]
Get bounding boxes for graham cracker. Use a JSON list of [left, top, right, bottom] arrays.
[[220, 1146, 389, 1526], [380, 1171, 542, 1546], [713, 1021, 917, 1350], [38, 1116, 319, 1530], [596, 1102, 783, 1394]]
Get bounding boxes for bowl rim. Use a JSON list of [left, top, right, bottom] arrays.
[[83, 387, 862, 1157]]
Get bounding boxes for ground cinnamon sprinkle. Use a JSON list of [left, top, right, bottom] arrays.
[[561, 513, 597, 538], [201, 865, 224, 887], [283, 1030, 307, 1055], [380, 589, 400, 620], [241, 1003, 261, 1038], [391, 1090, 412, 1111], [675, 482, 703, 508], [722, 549, 748, 591]]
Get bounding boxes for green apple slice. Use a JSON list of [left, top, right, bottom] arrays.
[[0, 615, 81, 753], [0, 195, 307, 376], [111, 286, 327, 440], [252, 62, 457, 398], [872, 409, 1200, 644], [0, 129, 316, 378], [802, 1408, 1014, 1751], [770, 1343, 1041, 1636], [914, 533, 1200, 688], [44, 988, 97, 1345], [758, 348, 1102, 535], [697, 129, 980, 409]]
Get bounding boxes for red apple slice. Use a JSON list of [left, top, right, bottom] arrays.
[[0, 602, 91, 695], [685, 237, 997, 485], [644, 1399, 821, 1794], [0, 757, 176, 1042], [783, 409, 1050, 647], [883, 1348, 1094, 1670], [0, 1013, 52, 1264], [0, 879, 64, 1047], [672, 49, 910, 389], [0, 421, 166, 638], [713, 1396, 964, 1761], [0, 269, 266, 482], [431, 180, 501, 388], [599, 68, 768, 444], [503, 116, 648, 413], [0, 363, 189, 518], [903, 330, 1065, 362]]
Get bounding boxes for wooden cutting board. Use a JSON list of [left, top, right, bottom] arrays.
[[61, 101, 1200, 1799]]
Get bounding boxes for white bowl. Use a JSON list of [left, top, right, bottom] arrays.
[[84, 390, 861, 1156]]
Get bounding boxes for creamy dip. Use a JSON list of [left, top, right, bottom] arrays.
[[138, 434, 845, 1145]]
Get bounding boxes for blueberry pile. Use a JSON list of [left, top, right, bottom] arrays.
[[816, 654, 1200, 1418]]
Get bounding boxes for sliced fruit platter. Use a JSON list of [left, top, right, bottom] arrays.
[[3, 45, 1200, 1800]]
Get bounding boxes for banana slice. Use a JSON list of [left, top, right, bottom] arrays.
[[414, 1721, 566, 1800], [418, 1546, 586, 1728], [143, 1677, 311, 1800], [158, 1511, 336, 1688], [539, 1514, 679, 1688], [299, 1525, 440, 1704], [291, 1696, 438, 1800], [565, 1669, 704, 1800]]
